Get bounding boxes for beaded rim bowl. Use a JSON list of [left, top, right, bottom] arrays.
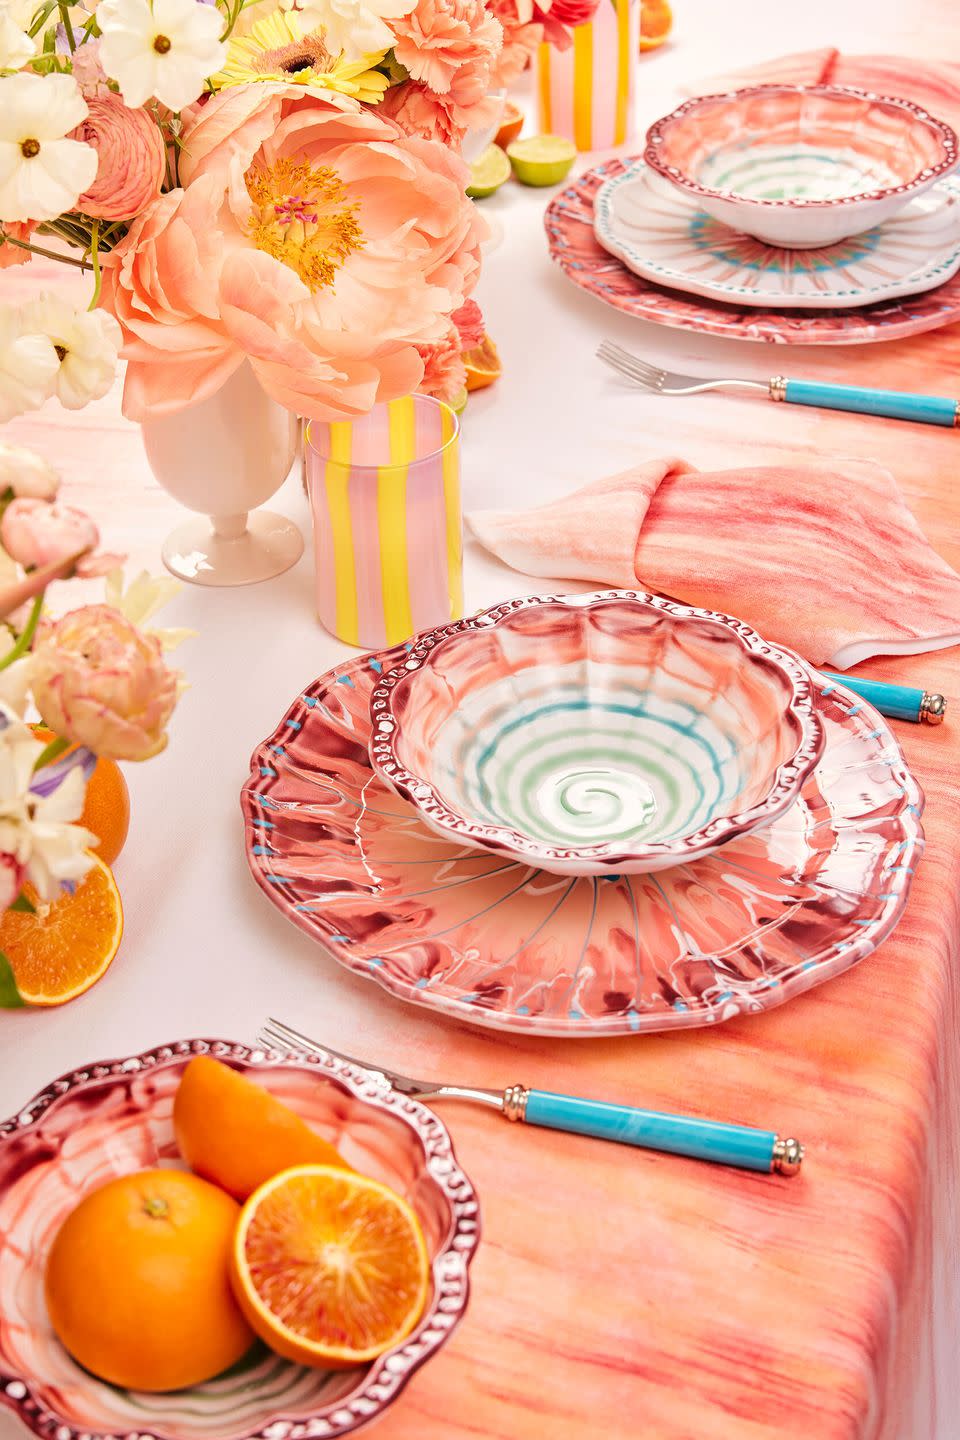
[[644, 85, 960, 247], [368, 592, 825, 876], [0, 1039, 480, 1440]]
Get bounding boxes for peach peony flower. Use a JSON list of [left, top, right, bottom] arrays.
[[392, 0, 502, 97], [72, 94, 166, 221], [102, 84, 485, 420], [417, 324, 466, 402], [31, 605, 179, 761], [0, 498, 124, 578]]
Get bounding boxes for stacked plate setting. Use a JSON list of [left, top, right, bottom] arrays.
[[549, 83, 960, 344], [243, 591, 925, 1038]]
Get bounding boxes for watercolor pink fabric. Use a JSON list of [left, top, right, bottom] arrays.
[[468, 456, 960, 669]]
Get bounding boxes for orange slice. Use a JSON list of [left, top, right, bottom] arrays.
[[231, 1164, 430, 1368], [640, 0, 673, 50], [463, 334, 501, 391], [0, 855, 123, 1006], [174, 1055, 349, 1200], [495, 100, 524, 149]]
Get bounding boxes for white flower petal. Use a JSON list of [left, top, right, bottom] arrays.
[[99, 0, 225, 109], [0, 325, 58, 423], [21, 295, 121, 411], [0, 13, 37, 69]]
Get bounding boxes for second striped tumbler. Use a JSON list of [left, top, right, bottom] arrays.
[[536, 0, 641, 152], [305, 395, 463, 649]]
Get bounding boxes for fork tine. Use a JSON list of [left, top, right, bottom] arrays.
[[598, 343, 664, 383], [259, 1017, 346, 1060]]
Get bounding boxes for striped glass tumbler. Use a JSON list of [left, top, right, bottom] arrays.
[[305, 395, 463, 650], [536, 0, 641, 152]]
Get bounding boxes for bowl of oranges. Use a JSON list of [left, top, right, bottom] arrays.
[[0, 1039, 479, 1440]]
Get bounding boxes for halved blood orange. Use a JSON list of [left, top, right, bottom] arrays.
[[231, 1164, 430, 1368], [463, 334, 502, 391], [1, 855, 123, 1006]]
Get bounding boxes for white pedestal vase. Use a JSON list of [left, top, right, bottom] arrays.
[[140, 362, 303, 587]]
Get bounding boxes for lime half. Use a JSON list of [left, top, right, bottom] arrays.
[[466, 145, 512, 199], [506, 135, 576, 187]]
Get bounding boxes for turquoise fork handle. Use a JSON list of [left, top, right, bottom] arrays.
[[819, 673, 946, 725], [519, 1089, 803, 1175], [778, 379, 957, 427]]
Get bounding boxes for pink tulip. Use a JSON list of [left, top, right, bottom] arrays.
[[31, 605, 179, 761], [72, 94, 166, 222], [1, 499, 98, 571]]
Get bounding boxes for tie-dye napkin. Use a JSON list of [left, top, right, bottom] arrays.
[[468, 457, 960, 669]]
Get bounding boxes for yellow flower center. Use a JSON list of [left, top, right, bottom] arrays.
[[20, 138, 40, 159], [245, 157, 363, 293], [153, 33, 172, 53]]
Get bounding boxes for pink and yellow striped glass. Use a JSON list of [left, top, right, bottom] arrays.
[[536, 0, 640, 153], [304, 396, 463, 649]]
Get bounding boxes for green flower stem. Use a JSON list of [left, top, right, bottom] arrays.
[[88, 220, 102, 311], [58, 0, 76, 51], [34, 736, 70, 771], [0, 234, 88, 269], [0, 594, 43, 674]]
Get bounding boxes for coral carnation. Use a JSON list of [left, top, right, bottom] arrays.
[[392, 0, 502, 96]]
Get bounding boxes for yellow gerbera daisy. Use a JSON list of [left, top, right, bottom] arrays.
[[212, 10, 390, 104]]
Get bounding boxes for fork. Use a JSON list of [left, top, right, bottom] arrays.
[[259, 1018, 804, 1177], [597, 339, 960, 427]]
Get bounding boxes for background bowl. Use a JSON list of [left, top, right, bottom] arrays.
[[368, 592, 824, 876], [0, 1040, 479, 1440], [643, 84, 959, 248]]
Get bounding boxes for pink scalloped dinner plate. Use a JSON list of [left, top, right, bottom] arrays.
[[241, 648, 924, 1038], [0, 1040, 479, 1440], [545, 156, 960, 344]]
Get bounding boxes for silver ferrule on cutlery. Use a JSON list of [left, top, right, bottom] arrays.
[[260, 1020, 805, 1178]]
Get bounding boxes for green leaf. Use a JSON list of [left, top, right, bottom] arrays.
[[0, 953, 24, 1009], [9, 893, 35, 914]]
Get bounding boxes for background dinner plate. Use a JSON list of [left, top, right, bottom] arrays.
[[242, 647, 924, 1038], [546, 157, 960, 343], [593, 162, 960, 310]]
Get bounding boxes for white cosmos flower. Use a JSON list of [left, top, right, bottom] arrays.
[[0, 709, 95, 902], [98, 0, 227, 109], [0, 443, 60, 501], [297, 0, 415, 59], [0, 0, 39, 69], [0, 73, 97, 224], [21, 294, 122, 410], [0, 304, 58, 423]]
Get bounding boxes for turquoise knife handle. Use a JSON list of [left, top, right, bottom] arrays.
[[780, 379, 957, 427], [820, 672, 946, 725], [519, 1089, 802, 1175]]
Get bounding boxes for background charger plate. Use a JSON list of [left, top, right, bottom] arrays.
[[242, 647, 924, 1038], [547, 157, 960, 344], [593, 162, 960, 310]]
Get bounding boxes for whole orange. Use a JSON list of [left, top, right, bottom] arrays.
[[32, 726, 130, 864], [174, 1056, 349, 1201], [44, 1168, 254, 1391]]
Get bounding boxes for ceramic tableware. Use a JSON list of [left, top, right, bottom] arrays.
[[242, 644, 924, 1037], [644, 85, 959, 248], [367, 593, 824, 876], [0, 1040, 478, 1440], [545, 157, 960, 345], [593, 161, 960, 309]]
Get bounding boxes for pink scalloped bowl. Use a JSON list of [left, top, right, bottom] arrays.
[[0, 1040, 479, 1440], [368, 593, 824, 876], [644, 84, 959, 248]]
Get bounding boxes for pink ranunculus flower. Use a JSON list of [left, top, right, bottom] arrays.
[[392, 0, 503, 97], [102, 84, 485, 421], [31, 606, 179, 761], [72, 94, 166, 222], [0, 499, 124, 578], [418, 325, 467, 402], [453, 298, 484, 348]]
